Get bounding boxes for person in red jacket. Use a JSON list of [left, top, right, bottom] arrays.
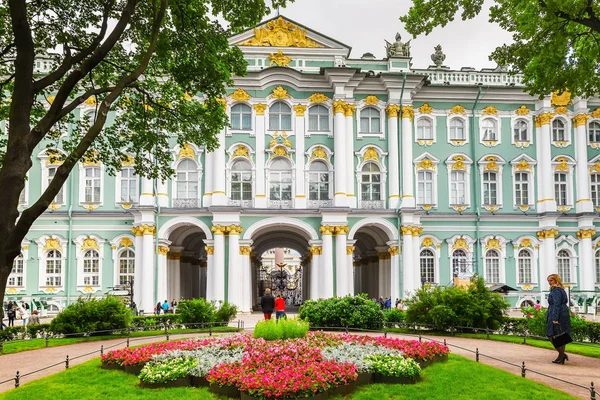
[[274, 295, 286, 321]]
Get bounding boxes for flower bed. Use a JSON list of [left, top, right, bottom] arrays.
[[101, 332, 449, 397]]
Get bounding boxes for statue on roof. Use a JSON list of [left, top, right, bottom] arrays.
[[431, 44, 446, 67], [385, 33, 411, 58]]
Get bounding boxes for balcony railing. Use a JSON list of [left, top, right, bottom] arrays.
[[413, 69, 524, 87], [269, 199, 293, 209], [229, 199, 253, 207], [308, 199, 333, 208], [358, 200, 385, 209], [173, 198, 200, 208]]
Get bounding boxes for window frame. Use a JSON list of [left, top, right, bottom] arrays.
[[551, 117, 571, 146], [446, 154, 473, 209], [447, 116, 469, 145], [517, 248, 533, 284], [480, 117, 500, 144], [267, 157, 294, 202], [268, 101, 293, 131], [307, 160, 332, 201], [75, 235, 105, 292], [229, 158, 254, 202], [478, 156, 505, 210], [419, 248, 436, 284], [118, 248, 135, 286], [307, 104, 330, 132], [7, 252, 25, 288], [589, 121, 600, 145], [116, 166, 139, 205], [484, 249, 501, 284], [359, 162, 383, 202], [230, 103, 253, 131], [358, 106, 383, 136], [174, 158, 200, 201], [556, 249, 572, 284], [416, 117, 434, 141]]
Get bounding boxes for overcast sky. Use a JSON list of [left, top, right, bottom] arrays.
[[263, 0, 513, 70]]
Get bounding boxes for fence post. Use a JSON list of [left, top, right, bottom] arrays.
[[419, 334, 422, 343], [164, 323, 169, 342], [523, 330, 527, 345], [345, 325, 349, 334], [65, 355, 70, 369], [443, 339, 447, 347], [237, 320, 240, 332], [45, 333, 49, 348], [14, 371, 19, 388], [209, 323, 212, 337], [475, 348, 479, 362], [127, 328, 131, 347], [100, 345, 104, 357], [486, 328, 490, 340], [590, 382, 596, 400], [521, 361, 526, 378], [451, 326, 455, 336], [0, 340, 3, 354], [384, 331, 388, 338]]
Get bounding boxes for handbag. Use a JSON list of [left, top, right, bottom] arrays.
[[551, 324, 573, 349]]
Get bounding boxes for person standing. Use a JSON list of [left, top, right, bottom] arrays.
[[162, 300, 169, 314], [19, 306, 29, 326], [546, 273, 571, 364], [384, 297, 391, 310], [155, 302, 162, 315], [274, 295, 286, 321], [7, 306, 16, 327], [260, 288, 275, 320], [28, 310, 41, 326], [171, 298, 178, 313]]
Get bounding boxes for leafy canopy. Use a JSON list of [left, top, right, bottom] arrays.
[[401, 0, 600, 97]]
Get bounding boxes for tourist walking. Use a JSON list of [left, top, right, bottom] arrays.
[[260, 288, 275, 320], [162, 300, 169, 314], [28, 310, 41, 326], [275, 295, 286, 321], [7, 306, 16, 327], [155, 302, 162, 315], [546, 273, 571, 364], [171, 298, 178, 313]]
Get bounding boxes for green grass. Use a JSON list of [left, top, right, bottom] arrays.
[[253, 317, 309, 340], [0, 355, 577, 400], [385, 328, 600, 359], [0, 327, 239, 355]]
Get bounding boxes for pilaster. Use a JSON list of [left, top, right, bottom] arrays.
[[309, 244, 322, 299], [345, 104, 356, 207], [386, 104, 400, 209], [333, 100, 347, 206], [535, 112, 556, 212], [334, 225, 350, 296], [294, 104, 307, 208], [400, 106, 415, 208], [577, 221, 596, 292], [320, 225, 335, 298], [212, 128, 227, 205], [254, 103, 267, 208], [574, 112, 593, 212]]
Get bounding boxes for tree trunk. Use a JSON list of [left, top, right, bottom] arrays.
[[0, 258, 12, 319]]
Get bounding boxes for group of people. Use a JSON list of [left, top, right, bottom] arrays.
[[155, 299, 179, 315], [373, 297, 403, 310], [3, 301, 40, 328], [260, 288, 286, 321]]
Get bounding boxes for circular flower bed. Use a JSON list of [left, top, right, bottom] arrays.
[[101, 332, 449, 399]]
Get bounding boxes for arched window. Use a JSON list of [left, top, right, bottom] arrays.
[[485, 249, 500, 283], [360, 162, 381, 201], [514, 172, 529, 206], [84, 166, 101, 203], [518, 249, 532, 284], [452, 249, 468, 276], [308, 105, 329, 131], [119, 249, 135, 286], [554, 172, 568, 206], [269, 158, 292, 201], [595, 249, 600, 283], [514, 120, 528, 142], [308, 161, 330, 201], [231, 104, 252, 130], [46, 250, 62, 286], [8, 253, 24, 287], [269, 102, 292, 130], [83, 250, 100, 286], [557, 250, 571, 283], [450, 170, 466, 205], [417, 170, 433, 205], [231, 159, 252, 201], [360, 107, 380, 133], [420, 249, 435, 283], [589, 121, 600, 144], [417, 118, 433, 140], [176, 159, 198, 199], [481, 119, 497, 141], [552, 119, 566, 142], [450, 118, 465, 140]]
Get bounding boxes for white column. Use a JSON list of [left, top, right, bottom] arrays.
[[534, 123, 544, 214], [310, 245, 322, 299], [294, 105, 307, 208], [537, 114, 556, 212], [400, 106, 415, 208], [578, 228, 596, 292], [401, 226, 415, 296], [139, 177, 154, 206], [390, 249, 400, 302], [227, 226, 242, 307], [157, 245, 169, 305], [347, 240, 356, 295], [335, 227, 349, 296], [539, 229, 557, 292], [574, 114, 593, 212], [376, 249, 387, 298], [211, 227, 226, 300], [239, 242, 252, 313], [212, 129, 227, 205], [157, 179, 169, 207], [333, 101, 347, 206], [204, 240, 214, 301], [386, 105, 401, 209], [203, 151, 213, 207], [133, 229, 143, 307], [320, 226, 334, 298], [412, 228, 422, 290], [141, 225, 155, 313], [345, 104, 356, 207], [254, 104, 267, 208]]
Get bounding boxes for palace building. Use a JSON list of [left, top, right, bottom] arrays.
[[6, 16, 600, 314]]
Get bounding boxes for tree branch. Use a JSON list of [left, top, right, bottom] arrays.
[[56, 86, 116, 121], [0, 73, 15, 91]]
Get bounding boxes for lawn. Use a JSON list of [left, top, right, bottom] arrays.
[[0, 355, 577, 400]]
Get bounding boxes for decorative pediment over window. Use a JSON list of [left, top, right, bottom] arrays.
[[238, 17, 323, 48]]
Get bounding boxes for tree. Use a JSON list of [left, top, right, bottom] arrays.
[[401, 0, 600, 98], [0, 0, 288, 305]]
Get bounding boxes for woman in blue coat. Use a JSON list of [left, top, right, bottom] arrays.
[[546, 274, 571, 364]]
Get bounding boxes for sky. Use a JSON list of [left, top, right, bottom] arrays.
[[263, 0, 513, 70]]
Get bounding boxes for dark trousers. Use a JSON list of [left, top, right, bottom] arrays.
[[276, 310, 286, 321], [263, 312, 272, 320]]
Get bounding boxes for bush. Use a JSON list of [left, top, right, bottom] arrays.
[[298, 294, 384, 330], [253, 318, 309, 340], [49, 296, 132, 336], [214, 301, 239, 326], [177, 298, 216, 325], [131, 314, 180, 330], [519, 306, 596, 342], [405, 277, 509, 330], [27, 323, 52, 338], [384, 309, 406, 327], [0, 326, 25, 341]]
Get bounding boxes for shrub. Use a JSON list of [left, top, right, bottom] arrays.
[[139, 357, 198, 383], [405, 277, 509, 330], [27, 323, 52, 338], [177, 298, 216, 325], [366, 354, 421, 379], [50, 296, 132, 335], [321, 342, 404, 373], [214, 301, 238, 326], [520, 307, 594, 342], [131, 314, 180, 330], [298, 294, 384, 330], [0, 326, 25, 341], [384, 308, 406, 326], [253, 318, 309, 340]]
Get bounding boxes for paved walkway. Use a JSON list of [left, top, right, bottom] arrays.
[[0, 314, 598, 399]]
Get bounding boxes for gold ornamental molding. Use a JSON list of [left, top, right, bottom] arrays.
[[513, 160, 532, 172], [157, 246, 169, 256], [240, 246, 252, 255], [84, 96, 96, 107], [240, 17, 322, 48], [253, 104, 267, 115], [554, 157, 569, 172], [211, 225, 243, 235], [267, 49, 292, 67], [228, 225, 244, 235], [364, 95, 379, 105], [271, 86, 290, 99], [333, 99, 346, 114], [485, 238, 501, 251], [452, 205, 468, 213], [421, 237, 434, 248], [385, 104, 400, 118], [344, 103, 356, 117], [378, 251, 391, 260], [590, 162, 600, 173], [481, 105, 498, 116], [44, 238, 62, 251], [178, 144, 196, 160], [515, 105, 530, 115], [519, 239, 532, 248], [419, 103, 433, 114], [451, 155, 466, 171], [551, 90, 571, 106], [48, 203, 62, 211], [307, 93, 330, 103], [293, 104, 307, 117], [81, 238, 99, 251], [310, 246, 322, 255], [120, 237, 133, 248], [537, 229, 559, 239], [577, 229, 596, 239], [320, 225, 335, 236], [363, 146, 379, 162], [416, 158, 435, 170], [411, 227, 423, 237], [205, 246, 214, 255], [388, 246, 399, 256], [131, 225, 155, 236], [591, 108, 600, 118], [167, 252, 182, 260], [233, 145, 250, 160], [555, 106, 569, 115], [449, 105, 466, 115], [401, 106, 414, 120], [309, 146, 327, 162], [230, 88, 251, 101], [535, 113, 554, 127], [452, 237, 469, 250], [346, 246, 355, 255], [333, 225, 349, 236], [483, 156, 499, 172], [573, 114, 590, 128]]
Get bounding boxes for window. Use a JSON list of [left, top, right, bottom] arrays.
[[592, 174, 600, 207], [552, 119, 566, 142], [231, 104, 252, 130], [48, 165, 64, 203], [231, 160, 252, 201], [82, 250, 100, 286], [595, 249, 600, 283], [308, 105, 329, 131], [481, 119, 497, 141], [420, 249, 435, 283], [308, 161, 330, 200], [269, 102, 292, 130], [417, 118, 433, 140], [590, 122, 600, 144], [360, 163, 381, 201], [485, 250, 500, 284], [19, 188, 26, 205], [417, 170, 433, 205], [452, 249, 468, 276], [450, 171, 466, 205], [515, 172, 529, 206], [8, 253, 23, 287], [119, 168, 138, 203], [269, 158, 292, 200], [449, 118, 465, 140], [46, 250, 62, 286], [554, 172, 568, 206], [84, 167, 101, 203], [483, 172, 498, 205], [518, 249, 532, 284], [360, 107, 380, 133], [514, 120, 528, 142], [176, 159, 198, 199], [557, 249, 571, 283], [119, 249, 135, 286]]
